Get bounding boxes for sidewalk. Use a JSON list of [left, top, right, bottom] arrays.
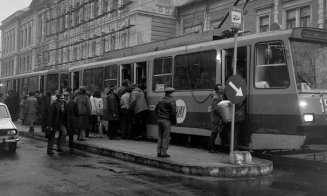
[[15, 122, 273, 178]]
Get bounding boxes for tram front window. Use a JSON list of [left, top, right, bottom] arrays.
[[255, 42, 290, 89], [291, 41, 327, 92]]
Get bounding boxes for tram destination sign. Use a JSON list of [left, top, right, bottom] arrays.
[[225, 75, 247, 104]]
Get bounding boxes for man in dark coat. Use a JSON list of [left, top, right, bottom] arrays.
[[155, 87, 177, 158], [64, 91, 78, 153], [41, 91, 52, 133], [47, 92, 68, 155], [5, 90, 19, 121], [107, 85, 120, 139]]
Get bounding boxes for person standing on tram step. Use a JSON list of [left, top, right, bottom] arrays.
[[47, 92, 68, 155], [24, 92, 38, 133], [117, 79, 130, 99], [107, 85, 120, 139], [155, 87, 177, 158], [75, 86, 91, 141], [208, 84, 225, 153], [89, 90, 103, 138], [129, 83, 149, 140], [64, 91, 78, 153]]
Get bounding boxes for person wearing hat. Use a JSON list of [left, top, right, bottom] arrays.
[[155, 87, 177, 158], [47, 91, 68, 154], [75, 86, 92, 141], [208, 83, 226, 153]]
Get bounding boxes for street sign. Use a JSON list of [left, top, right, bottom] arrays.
[[230, 7, 242, 28], [225, 75, 247, 104]]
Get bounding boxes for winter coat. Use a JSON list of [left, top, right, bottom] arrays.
[[129, 87, 148, 114], [24, 96, 38, 114], [41, 95, 52, 126], [90, 96, 103, 115], [155, 94, 177, 125], [75, 93, 91, 115], [107, 92, 120, 121], [49, 100, 68, 131]]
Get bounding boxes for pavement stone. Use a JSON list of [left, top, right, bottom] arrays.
[[14, 122, 273, 178]]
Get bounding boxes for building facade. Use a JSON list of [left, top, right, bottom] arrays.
[[176, 0, 327, 36], [1, 0, 177, 79]]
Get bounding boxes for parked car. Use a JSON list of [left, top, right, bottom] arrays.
[[0, 102, 19, 152]]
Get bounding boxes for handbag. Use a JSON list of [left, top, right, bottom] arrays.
[[45, 127, 53, 138]]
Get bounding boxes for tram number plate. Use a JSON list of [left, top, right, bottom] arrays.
[[320, 98, 327, 113]]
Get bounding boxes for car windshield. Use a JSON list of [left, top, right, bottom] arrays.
[[291, 41, 327, 92], [0, 105, 10, 118]]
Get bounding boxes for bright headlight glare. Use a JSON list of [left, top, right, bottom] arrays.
[[299, 101, 307, 107], [303, 114, 314, 122], [7, 130, 17, 135]]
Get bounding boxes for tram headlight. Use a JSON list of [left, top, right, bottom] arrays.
[[299, 101, 307, 107], [303, 113, 314, 122]]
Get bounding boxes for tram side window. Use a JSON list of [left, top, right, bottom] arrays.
[[21, 78, 28, 96], [28, 76, 38, 93], [84, 67, 104, 95], [255, 42, 290, 89], [174, 50, 216, 90], [47, 74, 59, 93], [152, 57, 172, 92], [104, 65, 118, 95], [60, 73, 69, 90]]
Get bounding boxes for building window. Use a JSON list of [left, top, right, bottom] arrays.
[[258, 15, 270, 32], [300, 6, 310, 27], [285, 6, 311, 29]]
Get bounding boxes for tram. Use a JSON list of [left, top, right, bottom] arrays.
[[2, 27, 327, 150], [0, 68, 69, 99]]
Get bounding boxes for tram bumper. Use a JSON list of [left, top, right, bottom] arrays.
[[298, 125, 327, 144]]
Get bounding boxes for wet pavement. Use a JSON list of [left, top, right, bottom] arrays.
[[1, 137, 327, 195]]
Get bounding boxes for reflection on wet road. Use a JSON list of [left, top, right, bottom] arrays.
[[0, 137, 327, 196]]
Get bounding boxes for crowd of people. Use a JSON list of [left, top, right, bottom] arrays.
[[0, 79, 246, 157]]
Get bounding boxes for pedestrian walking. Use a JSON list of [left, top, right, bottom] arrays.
[[64, 91, 78, 153], [75, 86, 91, 141], [129, 84, 149, 140], [106, 85, 120, 139], [89, 90, 103, 138], [120, 86, 134, 139], [155, 87, 177, 158], [47, 92, 68, 154], [24, 92, 38, 133], [208, 84, 225, 153]]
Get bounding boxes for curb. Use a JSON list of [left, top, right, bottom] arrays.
[[19, 131, 273, 178]]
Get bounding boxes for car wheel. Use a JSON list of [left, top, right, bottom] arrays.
[[8, 143, 17, 153]]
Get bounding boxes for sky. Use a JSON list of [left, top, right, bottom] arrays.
[[0, 0, 32, 23]]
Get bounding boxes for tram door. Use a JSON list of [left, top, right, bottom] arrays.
[[72, 71, 80, 91], [223, 46, 250, 147], [134, 62, 147, 86], [121, 64, 133, 84], [40, 76, 45, 94]]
